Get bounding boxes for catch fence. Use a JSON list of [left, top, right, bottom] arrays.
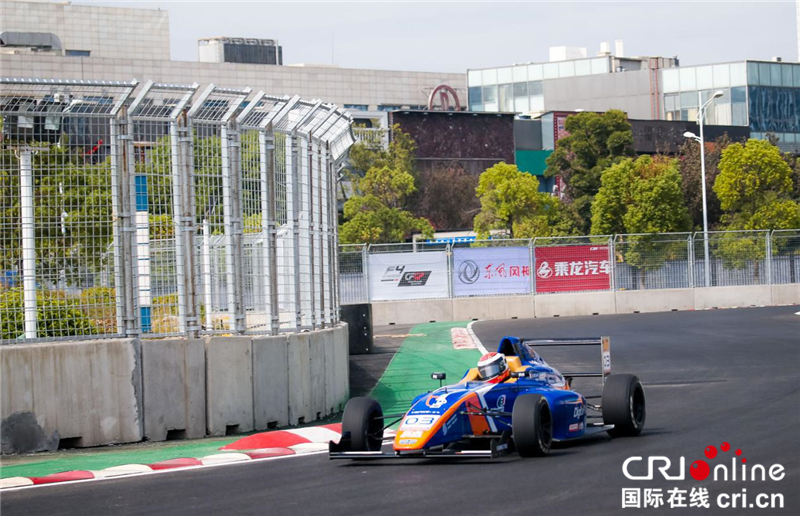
[[0, 77, 354, 344], [339, 230, 800, 305]]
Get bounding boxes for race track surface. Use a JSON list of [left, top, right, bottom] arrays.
[[3, 306, 799, 515]]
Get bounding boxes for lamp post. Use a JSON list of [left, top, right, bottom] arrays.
[[683, 89, 724, 288]]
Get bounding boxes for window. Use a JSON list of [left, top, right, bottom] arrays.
[[497, 67, 513, 84], [731, 86, 747, 104], [512, 65, 528, 83], [729, 62, 746, 87], [747, 62, 760, 85], [468, 70, 483, 87], [468, 86, 482, 104], [514, 97, 530, 113], [770, 64, 781, 87], [530, 95, 545, 113], [758, 63, 771, 86], [527, 64, 543, 81], [696, 66, 713, 90], [713, 64, 730, 88], [499, 84, 513, 111], [679, 67, 696, 91], [482, 69, 497, 86], [680, 91, 697, 108], [575, 60, 591, 77], [664, 93, 678, 112], [558, 61, 575, 78], [378, 105, 401, 112], [482, 85, 497, 103], [781, 65, 793, 88], [591, 58, 609, 74], [662, 69, 680, 93], [65, 50, 90, 57], [528, 81, 543, 96], [344, 104, 368, 111], [543, 62, 559, 80], [513, 82, 527, 97]]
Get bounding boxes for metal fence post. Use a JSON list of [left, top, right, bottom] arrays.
[[363, 244, 371, 303], [765, 231, 772, 285], [18, 147, 37, 339], [447, 243, 454, 299], [608, 236, 616, 291], [688, 233, 694, 289], [530, 238, 537, 296]]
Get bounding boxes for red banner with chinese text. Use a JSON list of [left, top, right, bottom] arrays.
[[534, 245, 611, 293]]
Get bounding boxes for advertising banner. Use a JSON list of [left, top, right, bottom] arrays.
[[368, 252, 449, 301], [534, 245, 611, 293], [452, 247, 531, 297]]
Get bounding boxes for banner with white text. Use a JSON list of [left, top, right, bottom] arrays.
[[452, 247, 532, 297], [534, 245, 611, 293]]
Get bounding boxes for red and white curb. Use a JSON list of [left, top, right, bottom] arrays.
[[451, 327, 477, 350], [0, 423, 397, 490]]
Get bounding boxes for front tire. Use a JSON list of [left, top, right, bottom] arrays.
[[341, 397, 384, 451], [602, 374, 646, 437], [512, 394, 552, 457]]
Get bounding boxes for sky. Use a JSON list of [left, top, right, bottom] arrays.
[[80, 1, 799, 73]]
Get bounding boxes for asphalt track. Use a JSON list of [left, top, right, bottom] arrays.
[[3, 306, 799, 515]]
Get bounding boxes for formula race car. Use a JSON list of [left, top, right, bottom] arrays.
[[329, 336, 645, 459]]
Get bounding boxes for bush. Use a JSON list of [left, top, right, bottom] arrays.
[[0, 288, 98, 341], [80, 287, 117, 332]]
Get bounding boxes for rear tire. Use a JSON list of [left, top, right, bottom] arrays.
[[512, 394, 552, 457], [602, 374, 646, 437], [341, 397, 384, 451]]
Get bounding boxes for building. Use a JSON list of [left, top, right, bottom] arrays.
[[198, 37, 283, 65], [0, 0, 170, 60], [469, 45, 800, 153], [0, 0, 465, 114], [388, 110, 516, 176]]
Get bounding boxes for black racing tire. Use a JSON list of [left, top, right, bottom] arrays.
[[512, 394, 552, 457], [602, 374, 646, 437], [341, 397, 384, 451]]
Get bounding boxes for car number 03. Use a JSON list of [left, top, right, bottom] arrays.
[[400, 415, 439, 430]]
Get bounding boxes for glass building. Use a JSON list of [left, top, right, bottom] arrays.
[[661, 61, 800, 151]]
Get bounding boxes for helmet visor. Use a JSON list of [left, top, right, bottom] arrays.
[[478, 361, 506, 380]]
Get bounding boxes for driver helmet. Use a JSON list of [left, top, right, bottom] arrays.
[[477, 352, 510, 383]]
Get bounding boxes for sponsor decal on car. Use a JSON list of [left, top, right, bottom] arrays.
[[398, 439, 418, 445], [400, 431, 423, 438], [441, 415, 458, 436], [400, 415, 440, 431], [568, 422, 585, 432]]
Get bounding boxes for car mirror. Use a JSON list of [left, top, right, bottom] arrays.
[[431, 372, 446, 380]]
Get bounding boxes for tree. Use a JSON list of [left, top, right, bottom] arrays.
[[544, 110, 635, 233], [339, 165, 433, 244], [714, 139, 800, 231], [591, 156, 691, 286], [677, 134, 732, 231], [347, 124, 416, 179], [473, 162, 579, 239], [592, 156, 690, 236]]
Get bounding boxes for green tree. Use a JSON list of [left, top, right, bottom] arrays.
[[591, 155, 690, 235], [347, 124, 416, 179], [544, 110, 634, 233], [677, 134, 732, 230], [714, 139, 800, 231], [591, 156, 691, 286], [473, 162, 578, 239], [339, 165, 433, 244]]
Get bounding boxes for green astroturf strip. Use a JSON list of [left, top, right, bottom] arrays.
[[369, 321, 483, 423], [0, 438, 236, 479]]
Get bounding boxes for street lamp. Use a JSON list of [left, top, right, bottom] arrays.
[[684, 89, 724, 288]]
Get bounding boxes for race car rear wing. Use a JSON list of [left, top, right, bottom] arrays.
[[520, 336, 612, 381]]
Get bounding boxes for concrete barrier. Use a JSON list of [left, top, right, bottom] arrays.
[[693, 285, 772, 310], [141, 338, 205, 441], [205, 336, 254, 436], [452, 295, 535, 321], [332, 323, 350, 413], [535, 291, 617, 318], [771, 284, 800, 305], [286, 333, 312, 425], [371, 298, 453, 326], [252, 334, 289, 430], [308, 330, 328, 420], [0, 339, 142, 453], [615, 289, 694, 313]]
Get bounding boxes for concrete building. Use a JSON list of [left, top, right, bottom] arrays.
[[469, 46, 800, 153], [198, 37, 283, 65], [0, 0, 465, 113], [0, 0, 170, 60]]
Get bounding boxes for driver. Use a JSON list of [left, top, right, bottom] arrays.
[[477, 352, 510, 384]]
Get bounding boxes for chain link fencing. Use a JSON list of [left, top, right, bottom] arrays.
[[1, 77, 353, 344], [341, 231, 800, 304]]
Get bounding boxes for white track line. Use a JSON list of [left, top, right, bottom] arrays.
[[467, 320, 489, 355]]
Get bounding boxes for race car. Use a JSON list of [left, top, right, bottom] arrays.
[[329, 335, 645, 459]]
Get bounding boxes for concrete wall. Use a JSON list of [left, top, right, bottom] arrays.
[[370, 285, 799, 326], [0, 339, 142, 453], [141, 338, 205, 441], [1, 324, 348, 453]]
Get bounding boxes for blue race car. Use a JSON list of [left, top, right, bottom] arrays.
[[329, 336, 645, 459]]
